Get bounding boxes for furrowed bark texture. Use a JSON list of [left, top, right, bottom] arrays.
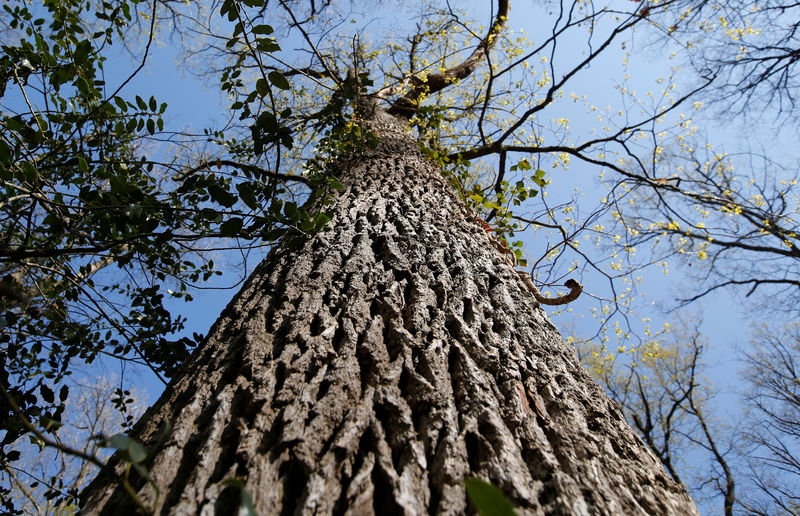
[[81, 111, 698, 515]]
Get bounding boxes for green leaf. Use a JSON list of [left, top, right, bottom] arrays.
[[5, 117, 24, 132], [21, 161, 38, 181], [256, 78, 269, 97], [76, 76, 91, 96], [77, 157, 88, 173], [268, 71, 290, 90], [219, 0, 233, 19], [314, 212, 331, 230], [252, 24, 273, 35], [149, 96, 157, 111], [109, 175, 131, 194], [464, 478, 518, 516], [104, 434, 148, 464], [113, 96, 128, 112], [126, 203, 143, 219], [0, 140, 12, 165], [59, 384, 69, 402], [236, 182, 259, 210], [29, 434, 45, 451], [208, 184, 237, 207], [300, 218, 314, 232], [40, 384, 54, 403], [283, 201, 299, 220], [73, 40, 91, 65], [220, 217, 243, 236], [136, 95, 147, 110], [256, 39, 281, 52], [226, 0, 238, 21]]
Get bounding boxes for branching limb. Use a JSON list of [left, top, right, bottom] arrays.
[[386, 0, 509, 116]]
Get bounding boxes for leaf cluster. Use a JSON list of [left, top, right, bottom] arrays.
[[0, 1, 340, 502]]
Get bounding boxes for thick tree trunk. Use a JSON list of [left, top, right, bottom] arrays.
[[81, 111, 698, 515]]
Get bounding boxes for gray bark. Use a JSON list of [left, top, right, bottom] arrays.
[[81, 111, 699, 515]]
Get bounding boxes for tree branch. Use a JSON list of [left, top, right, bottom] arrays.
[[386, 0, 509, 116]]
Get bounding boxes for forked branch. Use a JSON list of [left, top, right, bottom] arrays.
[[384, 0, 509, 115]]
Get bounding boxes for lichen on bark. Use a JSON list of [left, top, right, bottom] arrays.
[[81, 111, 698, 515]]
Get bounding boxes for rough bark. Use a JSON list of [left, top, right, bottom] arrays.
[[81, 111, 699, 515]]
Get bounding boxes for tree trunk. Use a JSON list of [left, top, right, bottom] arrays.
[[81, 110, 698, 515]]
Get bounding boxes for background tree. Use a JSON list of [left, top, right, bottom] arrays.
[[569, 1, 800, 513], [578, 312, 739, 515], [2, 378, 145, 515], [599, 0, 800, 309], [608, 145, 800, 311], [663, 0, 800, 119], [737, 324, 800, 515]]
